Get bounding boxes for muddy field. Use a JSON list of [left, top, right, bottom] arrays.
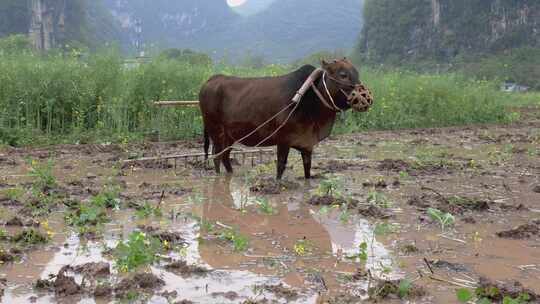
[[0, 110, 539, 304]]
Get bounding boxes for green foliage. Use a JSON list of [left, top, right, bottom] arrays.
[[503, 294, 531, 304], [27, 159, 57, 192], [358, 0, 431, 62], [4, 187, 25, 201], [159, 49, 212, 66], [427, 208, 455, 231], [398, 279, 412, 298], [0, 35, 31, 55], [367, 191, 391, 208], [357, 0, 540, 62], [65, 200, 108, 227], [374, 222, 399, 236], [293, 239, 314, 256], [347, 241, 368, 263], [91, 186, 122, 209], [255, 197, 277, 215], [135, 201, 162, 218], [334, 69, 514, 135], [0, 50, 522, 146], [220, 228, 249, 252], [316, 175, 344, 197], [457, 287, 532, 304], [114, 231, 162, 272], [457, 47, 540, 90], [456, 288, 474, 303]]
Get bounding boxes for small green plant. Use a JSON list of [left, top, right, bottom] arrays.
[[374, 222, 399, 235], [347, 241, 368, 263], [23, 192, 58, 217], [0, 229, 8, 240], [27, 159, 56, 192], [12, 229, 49, 246], [135, 201, 163, 218], [487, 147, 512, 165], [220, 228, 249, 252], [398, 170, 410, 180], [367, 191, 392, 208], [339, 206, 351, 223], [114, 231, 162, 272], [122, 290, 140, 302], [316, 175, 344, 197], [427, 208, 455, 231], [317, 206, 331, 216], [456, 288, 474, 303], [398, 279, 412, 298], [527, 147, 539, 157], [91, 186, 121, 209], [187, 192, 205, 205], [4, 187, 24, 201], [502, 294, 531, 304], [456, 288, 531, 304], [293, 239, 313, 256], [66, 198, 108, 227], [255, 197, 277, 215]]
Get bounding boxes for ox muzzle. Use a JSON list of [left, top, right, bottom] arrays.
[[341, 83, 374, 112]]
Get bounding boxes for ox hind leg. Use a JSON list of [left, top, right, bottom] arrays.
[[300, 148, 313, 179], [221, 145, 233, 174], [212, 141, 223, 174], [276, 145, 290, 180], [211, 136, 233, 174]]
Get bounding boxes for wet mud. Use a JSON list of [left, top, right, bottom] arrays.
[[0, 112, 539, 303]]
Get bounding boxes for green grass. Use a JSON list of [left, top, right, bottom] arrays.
[[334, 69, 523, 134], [0, 47, 534, 147]]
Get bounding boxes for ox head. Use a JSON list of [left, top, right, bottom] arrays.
[[321, 58, 374, 112]]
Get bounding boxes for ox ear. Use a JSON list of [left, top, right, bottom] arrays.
[[321, 59, 330, 68]]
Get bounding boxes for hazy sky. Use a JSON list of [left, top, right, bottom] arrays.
[[227, 0, 277, 16], [227, 0, 247, 6]]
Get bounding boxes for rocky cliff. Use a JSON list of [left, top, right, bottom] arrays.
[[357, 0, 540, 61], [104, 0, 363, 62]]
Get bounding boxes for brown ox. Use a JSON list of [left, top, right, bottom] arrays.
[[199, 59, 373, 179]]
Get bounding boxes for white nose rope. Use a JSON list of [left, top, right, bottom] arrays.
[[322, 71, 343, 113]]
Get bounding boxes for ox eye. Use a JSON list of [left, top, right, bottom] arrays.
[[339, 71, 348, 79]]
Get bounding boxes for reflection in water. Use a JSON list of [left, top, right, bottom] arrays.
[[311, 211, 400, 278], [0, 175, 397, 304]]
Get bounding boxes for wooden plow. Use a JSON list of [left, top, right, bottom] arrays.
[[122, 100, 276, 169], [122, 147, 275, 170]]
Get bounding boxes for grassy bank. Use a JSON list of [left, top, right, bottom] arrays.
[[0, 51, 532, 147]]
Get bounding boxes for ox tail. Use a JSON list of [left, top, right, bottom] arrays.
[[203, 128, 210, 160]]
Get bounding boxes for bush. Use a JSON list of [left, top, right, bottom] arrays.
[[334, 68, 514, 133], [0, 49, 523, 146], [158, 48, 213, 66], [0, 34, 32, 55]]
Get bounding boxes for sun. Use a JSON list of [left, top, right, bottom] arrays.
[[227, 0, 247, 7]]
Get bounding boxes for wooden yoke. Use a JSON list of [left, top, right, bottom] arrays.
[[292, 68, 324, 103]]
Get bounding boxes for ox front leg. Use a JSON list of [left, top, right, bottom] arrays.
[[301, 149, 313, 179], [276, 145, 290, 180]]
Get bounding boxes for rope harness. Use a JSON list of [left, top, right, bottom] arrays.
[[207, 68, 373, 161]]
